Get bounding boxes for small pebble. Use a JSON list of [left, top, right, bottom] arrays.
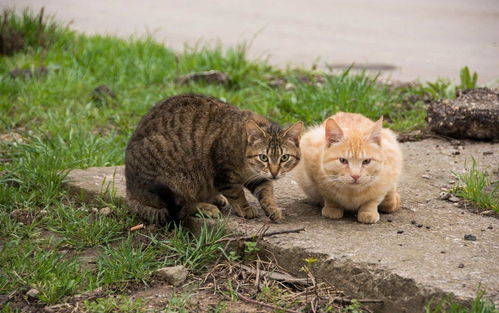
[[483, 151, 493, 155], [458, 263, 465, 268], [397, 230, 404, 234], [464, 234, 476, 241], [411, 220, 416, 225], [487, 226, 493, 230], [426, 226, 431, 229], [421, 174, 431, 179], [99, 207, 112, 216], [439, 192, 451, 200], [448, 180, 456, 184], [452, 151, 461, 155], [440, 251, 446, 254], [417, 224, 423, 228], [387, 219, 392, 223], [26, 288, 39, 298], [448, 196, 460, 203]]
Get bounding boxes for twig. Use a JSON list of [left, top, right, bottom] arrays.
[[254, 260, 261, 289], [333, 298, 384, 305], [213, 226, 306, 246], [240, 264, 309, 285], [237, 292, 302, 313]]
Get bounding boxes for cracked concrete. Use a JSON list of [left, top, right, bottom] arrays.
[[65, 138, 499, 312]]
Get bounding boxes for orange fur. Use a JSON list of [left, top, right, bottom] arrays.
[[293, 112, 402, 224]]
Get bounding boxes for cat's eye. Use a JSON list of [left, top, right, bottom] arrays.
[[280, 154, 290, 162], [259, 154, 269, 162], [339, 158, 348, 164], [362, 159, 371, 165]]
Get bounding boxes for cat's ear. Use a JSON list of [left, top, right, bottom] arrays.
[[245, 120, 267, 143], [369, 116, 383, 145], [325, 118, 344, 144], [282, 121, 303, 146]]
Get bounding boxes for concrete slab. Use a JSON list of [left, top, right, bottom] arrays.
[[65, 138, 499, 312], [3, 0, 499, 83]]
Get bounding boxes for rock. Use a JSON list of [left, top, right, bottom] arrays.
[[421, 174, 431, 179], [464, 234, 477, 241], [439, 192, 451, 200], [154, 265, 188, 286], [448, 196, 460, 203], [458, 263, 465, 268], [427, 88, 499, 140], [176, 70, 229, 85], [26, 288, 40, 298], [99, 207, 112, 216]]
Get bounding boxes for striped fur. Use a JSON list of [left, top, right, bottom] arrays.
[[125, 94, 302, 225]]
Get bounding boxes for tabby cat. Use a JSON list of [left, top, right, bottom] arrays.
[[293, 112, 402, 224], [125, 94, 303, 225]]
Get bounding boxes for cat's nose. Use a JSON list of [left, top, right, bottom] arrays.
[[351, 175, 360, 182], [269, 164, 279, 179]]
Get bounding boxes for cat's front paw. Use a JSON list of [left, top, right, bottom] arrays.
[[195, 203, 221, 218], [267, 207, 283, 222], [357, 211, 380, 224], [233, 204, 258, 219], [213, 194, 231, 211], [322, 206, 344, 219]]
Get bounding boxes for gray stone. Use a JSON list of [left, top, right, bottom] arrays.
[[26, 288, 39, 298], [154, 265, 188, 286], [64, 138, 499, 312], [99, 206, 112, 216]]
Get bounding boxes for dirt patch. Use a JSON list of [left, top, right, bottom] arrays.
[[427, 88, 499, 140]]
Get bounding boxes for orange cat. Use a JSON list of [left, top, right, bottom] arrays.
[[293, 112, 402, 224]]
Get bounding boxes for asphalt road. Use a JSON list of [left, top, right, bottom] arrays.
[[2, 0, 498, 83]]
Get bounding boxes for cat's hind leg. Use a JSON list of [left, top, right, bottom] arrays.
[[378, 189, 401, 213], [126, 198, 169, 226]]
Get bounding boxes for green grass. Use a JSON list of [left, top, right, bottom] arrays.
[[84, 295, 144, 313], [425, 290, 498, 313], [452, 159, 499, 212]]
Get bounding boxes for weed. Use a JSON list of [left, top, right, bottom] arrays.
[[342, 299, 363, 313], [84, 295, 144, 313], [0, 240, 91, 304], [0, 8, 66, 56], [95, 235, 159, 287], [152, 220, 230, 272], [163, 291, 193, 313], [425, 289, 497, 313], [459, 66, 478, 90], [452, 158, 498, 212]]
